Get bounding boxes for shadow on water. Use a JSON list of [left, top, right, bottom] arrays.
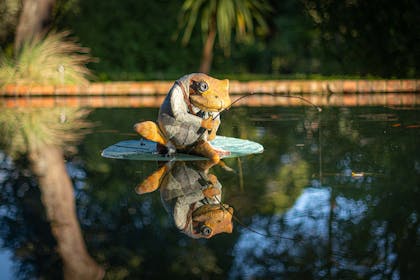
[[0, 106, 419, 279]]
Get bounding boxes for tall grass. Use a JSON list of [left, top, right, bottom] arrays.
[[0, 32, 94, 157], [0, 32, 93, 86]]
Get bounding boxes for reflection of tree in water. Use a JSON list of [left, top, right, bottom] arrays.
[[0, 108, 103, 279], [1, 107, 419, 279], [0, 155, 62, 278], [0, 32, 102, 279]]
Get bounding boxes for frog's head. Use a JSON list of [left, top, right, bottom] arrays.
[[188, 73, 231, 112], [191, 204, 234, 238]]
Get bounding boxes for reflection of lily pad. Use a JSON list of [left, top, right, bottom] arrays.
[[101, 136, 264, 161]]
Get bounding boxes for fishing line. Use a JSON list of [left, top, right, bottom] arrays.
[[213, 195, 299, 241], [199, 91, 323, 131], [215, 92, 323, 119], [199, 94, 327, 246], [209, 91, 323, 133], [192, 92, 322, 151]]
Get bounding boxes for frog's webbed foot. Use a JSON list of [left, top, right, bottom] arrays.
[[192, 141, 234, 172], [209, 142, 230, 156], [191, 141, 219, 163]]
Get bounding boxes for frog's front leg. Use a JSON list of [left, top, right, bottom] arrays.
[[207, 118, 220, 141], [201, 117, 229, 156], [191, 140, 220, 163]]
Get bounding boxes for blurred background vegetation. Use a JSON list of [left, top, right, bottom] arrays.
[[1, 0, 419, 81]]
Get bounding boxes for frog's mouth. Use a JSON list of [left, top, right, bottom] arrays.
[[190, 95, 231, 112]]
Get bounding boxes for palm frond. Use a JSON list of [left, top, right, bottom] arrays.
[[177, 0, 271, 53], [217, 0, 235, 49], [180, 0, 206, 45]]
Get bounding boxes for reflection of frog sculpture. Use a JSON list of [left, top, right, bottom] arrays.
[[134, 73, 231, 164], [136, 161, 234, 239]]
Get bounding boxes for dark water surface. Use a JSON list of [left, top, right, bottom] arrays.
[[1, 106, 419, 279]]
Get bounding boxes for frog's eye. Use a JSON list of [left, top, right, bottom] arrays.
[[191, 80, 209, 94], [199, 81, 208, 92], [200, 225, 212, 236]]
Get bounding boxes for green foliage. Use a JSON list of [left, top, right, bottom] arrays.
[[302, 0, 420, 77], [178, 0, 271, 53], [0, 32, 92, 86], [50, 0, 419, 78], [58, 0, 202, 75], [1, 0, 417, 78]]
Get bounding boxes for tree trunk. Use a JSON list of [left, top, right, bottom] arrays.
[[199, 21, 217, 74], [29, 145, 104, 280], [14, 0, 55, 52]]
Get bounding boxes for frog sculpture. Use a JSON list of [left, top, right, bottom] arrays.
[[134, 73, 231, 164], [136, 160, 234, 239]]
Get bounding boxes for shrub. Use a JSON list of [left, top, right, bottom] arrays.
[[0, 32, 93, 86]]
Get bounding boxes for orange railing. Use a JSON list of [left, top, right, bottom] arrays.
[[1, 80, 419, 107]]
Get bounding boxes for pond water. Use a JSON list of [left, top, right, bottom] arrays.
[[0, 106, 419, 279]]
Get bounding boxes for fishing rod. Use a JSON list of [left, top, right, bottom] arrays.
[[209, 92, 322, 132], [195, 92, 322, 144], [216, 91, 322, 118], [189, 92, 322, 155], [204, 93, 322, 239]]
